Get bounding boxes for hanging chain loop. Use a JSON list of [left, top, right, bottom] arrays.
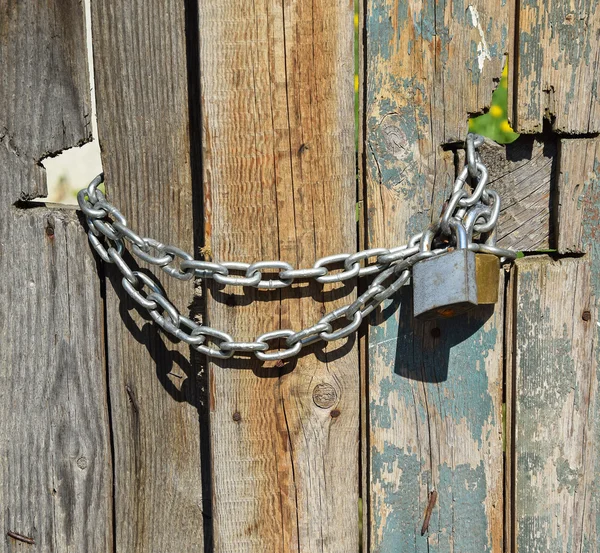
[[78, 134, 515, 361]]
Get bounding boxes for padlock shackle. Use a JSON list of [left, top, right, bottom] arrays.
[[449, 219, 468, 249], [420, 219, 468, 252]]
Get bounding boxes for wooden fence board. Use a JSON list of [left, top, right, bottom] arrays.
[[0, 209, 112, 552], [511, 256, 597, 552], [557, 138, 600, 254], [91, 1, 205, 551], [368, 289, 505, 552], [514, 0, 600, 134], [198, 0, 358, 551], [1, 2, 111, 551], [0, 0, 91, 203], [365, 0, 509, 549]]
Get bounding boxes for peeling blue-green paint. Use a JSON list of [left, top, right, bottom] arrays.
[[367, 1, 508, 549], [555, 457, 581, 494], [575, 151, 600, 553], [517, 0, 600, 131], [452, 0, 466, 25], [514, 249, 599, 551], [369, 282, 501, 548], [371, 445, 424, 552], [411, 2, 436, 42], [440, 463, 490, 553], [519, 515, 574, 553], [469, 40, 483, 85], [371, 439, 492, 552]]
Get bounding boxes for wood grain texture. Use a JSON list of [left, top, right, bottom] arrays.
[[199, 0, 358, 551], [365, 0, 508, 550], [557, 137, 600, 253], [511, 256, 597, 553], [514, 0, 600, 134], [92, 1, 205, 551], [479, 136, 556, 251], [0, 0, 91, 204], [0, 2, 111, 551], [0, 209, 113, 553]]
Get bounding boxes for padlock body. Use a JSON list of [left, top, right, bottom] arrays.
[[413, 249, 478, 320], [475, 253, 500, 304]]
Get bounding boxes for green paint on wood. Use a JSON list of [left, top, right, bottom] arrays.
[[369, 285, 502, 549], [367, 1, 508, 549], [513, 256, 597, 552], [516, 0, 600, 132], [576, 160, 600, 553]]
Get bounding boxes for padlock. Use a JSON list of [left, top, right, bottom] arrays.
[[412, 220, 478, 320]]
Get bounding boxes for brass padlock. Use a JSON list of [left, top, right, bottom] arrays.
[[413, 221, 478, 320], [413, 221, 500, 320]]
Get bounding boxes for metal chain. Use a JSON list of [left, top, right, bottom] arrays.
[[78, 133, 515, 361]]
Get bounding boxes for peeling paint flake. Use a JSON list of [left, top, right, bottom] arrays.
[[467, 5, 492, 72]]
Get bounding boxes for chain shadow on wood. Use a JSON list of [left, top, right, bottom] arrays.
[[105, 259, 214, 551]]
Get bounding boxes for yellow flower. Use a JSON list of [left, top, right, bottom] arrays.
[[354, 74, 359, 92], [500, 120, 514, 133], [489, 104, 503, 118]]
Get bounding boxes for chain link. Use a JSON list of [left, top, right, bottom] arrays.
[[78, 134, 515, 361]]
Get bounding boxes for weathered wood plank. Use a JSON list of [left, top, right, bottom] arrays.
[[199, 0, 358, 551], [514, 0, 600, 134], [368, 286, 505, 552], [556, 137, 600, 253], [0, 0, 91, 203], [91, 1, 205, 551], [511, 256, 597, 552], [0, 2, 112, 550], [366, 0, 509, 549], [0, 209, 112, 552], [505, 264, 516, 553], [480, 136, 556, 251]]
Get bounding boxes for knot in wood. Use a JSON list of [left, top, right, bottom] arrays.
[[312, 383, 338, 409], [582, 310, 591, 321], [76, 456, 88, 470]]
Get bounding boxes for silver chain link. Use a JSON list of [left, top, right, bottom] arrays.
[[78, 134, 515, 361]]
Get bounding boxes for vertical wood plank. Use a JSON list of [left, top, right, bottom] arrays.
[[0, 0, 91, 201], [365, 1, 510, 549], [368, 288, 505, 552], [511, 256, 597, 552], [0, 2, 111, 550], [91, 1, 205, 551], [557, 138, 600, 254], [0, 209, 113, 553], [199, 0, 358, 551], [514, 0, 600, 134]]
